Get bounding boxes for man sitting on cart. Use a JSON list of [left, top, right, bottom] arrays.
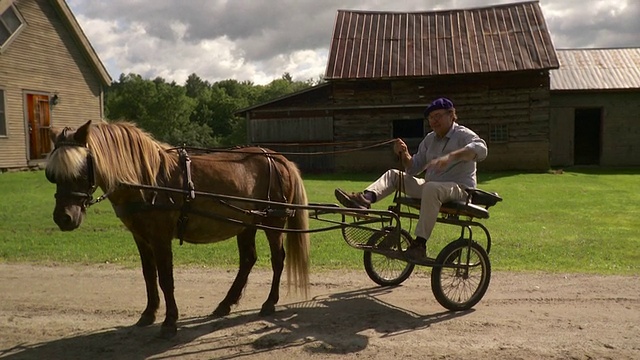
[[335, 97, 488, 262]]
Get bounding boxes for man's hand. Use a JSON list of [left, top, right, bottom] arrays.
[[393, 138, 408, 156], [428, 147, 477, 172], [427, 154, 452, 171], [394, 138, 412, 170]]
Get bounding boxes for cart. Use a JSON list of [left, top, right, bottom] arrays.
[[309, 187, 502, 311]]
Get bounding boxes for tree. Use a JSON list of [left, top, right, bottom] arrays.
[[282, 72, 293, 83], [184, 73, 210, 98], [104, 72, 317, 147], [105, 73, 214, 146]]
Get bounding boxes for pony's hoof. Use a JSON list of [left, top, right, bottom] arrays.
[[212, 304, 231, 317], [158, 325, 177, 339], [135, 313, 155, 327], [259, 303, 276, 316]]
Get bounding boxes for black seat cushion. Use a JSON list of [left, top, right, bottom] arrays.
[[394, 188, 502, 219], [465, 188, 503, 207], [440, 200, 489, 219]]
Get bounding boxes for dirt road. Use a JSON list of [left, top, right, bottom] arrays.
[[0, 263, 638, 359]]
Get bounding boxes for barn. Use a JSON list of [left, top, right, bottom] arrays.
[[237, 1, 560, 173], [0, 0, 111, 171], [549, 48, 640, 167]]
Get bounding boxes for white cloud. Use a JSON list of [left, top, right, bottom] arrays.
[[68, 0, 640, 85]]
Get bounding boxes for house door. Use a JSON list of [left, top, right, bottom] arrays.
[[26, 94, 52, 160], [574, 108, 601, 165]]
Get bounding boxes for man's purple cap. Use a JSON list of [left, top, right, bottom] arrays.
[[424, 97, 454, 117]]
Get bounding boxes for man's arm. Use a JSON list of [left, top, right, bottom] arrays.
[[428, 132, 487, 171], [427, 146, 476, 170], [449, 146, 478, 161]]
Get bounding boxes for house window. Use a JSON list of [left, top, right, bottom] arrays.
[[393, 118, 424, 139], [0, 89, 6, 136], [0, 5, 25, 50], [490, 124, 508, 143]]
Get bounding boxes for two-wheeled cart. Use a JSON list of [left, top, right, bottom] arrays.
[[309, 187, 502, 311]]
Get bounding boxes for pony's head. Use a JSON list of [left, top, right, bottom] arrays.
[[45, 120, 96, 231]]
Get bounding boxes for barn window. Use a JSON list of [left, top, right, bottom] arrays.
[[0, 5, 25, 51], [490, 124, 508, 143], [0, 89, 6, 136], [393, 118, 424, 139]]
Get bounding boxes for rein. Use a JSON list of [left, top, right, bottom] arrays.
[[83, 139, 396, 213], [88, 192, 111, 207], [52, 137, 397, 241], [166, 139, 397, 157]]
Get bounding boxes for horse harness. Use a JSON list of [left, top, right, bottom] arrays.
[[115, 147, 295, 244], [171, 147, 295, 243], [49, 133, 295, 243]]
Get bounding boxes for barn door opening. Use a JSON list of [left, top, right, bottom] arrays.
[[393, 118, 424, 154], [26, 93, 52, 160], [573, 108, 601, 165]]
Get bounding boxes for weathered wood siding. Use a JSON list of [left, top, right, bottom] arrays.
[[245, 72, 552, 172], [550, 91, 640, 166], [247, 106, 336, 172], [250, 115, 333, 143], [0, 0, 104, 169], [332, 72, 551, 171], [332, 107, 406, 172]]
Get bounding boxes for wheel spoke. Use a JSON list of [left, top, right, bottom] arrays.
[[364, 228, 415, 286], [441, 249, 483, 304], [371, 253, 408, 280], [431, 240, 491, 310]]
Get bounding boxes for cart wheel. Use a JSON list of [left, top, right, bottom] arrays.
[[431, 239, 491, 311], [363, 227, 415, 286]]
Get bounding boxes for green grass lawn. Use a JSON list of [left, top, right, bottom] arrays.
[[1, 168, 638, 275]]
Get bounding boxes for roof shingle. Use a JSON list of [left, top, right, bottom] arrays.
[[325, 1, 559, 80]]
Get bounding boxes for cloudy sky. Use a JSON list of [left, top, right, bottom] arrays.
[[66, 0, 639, 85]]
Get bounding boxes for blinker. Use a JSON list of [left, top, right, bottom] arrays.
[[45, 168, 57, 184]]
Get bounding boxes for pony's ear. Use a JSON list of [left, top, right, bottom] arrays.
[[49, 127, 61, 143], [73, 120, 92, 144]]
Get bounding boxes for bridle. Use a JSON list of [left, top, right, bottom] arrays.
[[46, 128, 108, 209]]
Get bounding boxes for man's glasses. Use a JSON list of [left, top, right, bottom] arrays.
[[427, 112, 450, 121]]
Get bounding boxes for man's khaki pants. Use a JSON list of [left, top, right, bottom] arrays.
[[365, 169, 466, 240]]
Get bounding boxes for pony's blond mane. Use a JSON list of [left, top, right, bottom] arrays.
[[46, 122, 178, 191], [89, 122, 177, 191]]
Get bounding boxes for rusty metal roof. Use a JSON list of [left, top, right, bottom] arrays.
[[551, 48, 640, 90], [325, 1, 559, 80]]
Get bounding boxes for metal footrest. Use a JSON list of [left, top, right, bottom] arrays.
[[341, 219, 396, 248]]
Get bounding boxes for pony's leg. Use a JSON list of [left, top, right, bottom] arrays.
[[133, 234, 159, 327], [152, 237, 179, 339], [212, 227, 258, 317], [260, 229, 285, 316]]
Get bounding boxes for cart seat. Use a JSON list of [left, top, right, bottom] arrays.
[[394, 188, 502, 219]]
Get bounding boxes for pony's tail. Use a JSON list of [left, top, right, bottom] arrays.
[[285, 163, 310, 298]]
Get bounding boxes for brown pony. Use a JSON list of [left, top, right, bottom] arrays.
[[45, 120, 310, 338]]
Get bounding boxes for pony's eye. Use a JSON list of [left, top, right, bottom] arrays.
[[45, 169, 57, 184]]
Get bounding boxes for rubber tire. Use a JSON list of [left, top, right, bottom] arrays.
[[431, 239, 491, 311], [363, 227, 415, 286]]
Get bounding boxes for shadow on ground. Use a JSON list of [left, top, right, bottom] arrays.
[[0, 286, 471, 360]]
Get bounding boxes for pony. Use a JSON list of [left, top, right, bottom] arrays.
[[44, 120, 310, 338]]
